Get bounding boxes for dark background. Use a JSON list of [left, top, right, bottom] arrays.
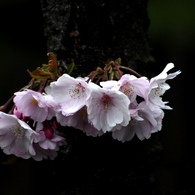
[[148, 1, 194, 193], [0, 0, 194, 194]]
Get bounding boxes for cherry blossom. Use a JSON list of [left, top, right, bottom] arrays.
[[146, 63, 181, 110], [112, 108, 143, 142], [87, 85, 130, 132], [36, 122, 66, 150], [56, 106, 104, 137], [14, 89, 55, 122], [31, 122, 66, 161], [0, 55, 181, 160], [112, 101, 164, 142], [45, 74, 91, 116], [0, 112, 41, 159], [100, 74, 149, 104], [33, 144, 59, 161]]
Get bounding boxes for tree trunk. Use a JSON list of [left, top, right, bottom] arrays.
[[41, 0, 153, 75], [36, 0, 161, 194]]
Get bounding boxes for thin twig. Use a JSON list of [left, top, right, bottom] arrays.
[[102, 64, 109, 81], [120, 66, 142, 78], [86, 67, 100, 83], [113, 63, 122, 78], [0, 95, 15, 112], [39, 79, 48, 93]]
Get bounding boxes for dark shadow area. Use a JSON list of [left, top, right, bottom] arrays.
[[148, 0, 195, 193]]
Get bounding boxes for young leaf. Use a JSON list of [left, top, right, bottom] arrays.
[[67, 61, 75, 75], [27, 68, 52, 80]]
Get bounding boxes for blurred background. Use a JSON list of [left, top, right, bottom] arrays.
[[0, 0, 47, 103], [0, 0, 194, 194], [148, 0, 194, 193]]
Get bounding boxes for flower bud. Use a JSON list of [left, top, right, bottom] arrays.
[[44, 127, 53, 139]]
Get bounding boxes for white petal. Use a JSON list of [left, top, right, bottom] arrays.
[[113, 107, 123, 124], [107, 106, 121, 127], [100, 80, 118, 89], [164, 63, 174, 73]]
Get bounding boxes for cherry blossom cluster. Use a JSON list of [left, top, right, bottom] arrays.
[[44, 63, 180, 141], [0, 54, 181, 161]]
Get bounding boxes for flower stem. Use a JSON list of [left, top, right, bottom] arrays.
[[30, 78, 35, 90], [86, 67, 99, 83], [0, 95, 15, 112], [8, 105, 15, 114], [120, 66, 142, 78], [102, 64, 109, 81], [39, 79, 48, 93], [113, 63, 122, 78]]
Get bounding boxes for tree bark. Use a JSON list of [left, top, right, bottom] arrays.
[[41, 0, 153, 75], [37, 0, 161, 195]]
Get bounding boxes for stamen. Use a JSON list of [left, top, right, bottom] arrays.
[[11, 125, 25, 139], [70, 88, 80, 98], [151, 86, 163, 98], [31, 98, 38, 105], [68, 83, 86, 99], [105, 102, 108, 110], [121, 83, 134, 98]]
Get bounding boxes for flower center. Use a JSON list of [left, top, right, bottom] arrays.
[[150, 82, 165, 99], [11, 125, 25, 139], [69, 83, 86, 99], [150, 87, 162, 98], [31, 98, 39, 105], [101, 94, 111, 110], [121, 83, 134, 99]]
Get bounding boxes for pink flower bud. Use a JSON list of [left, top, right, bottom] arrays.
[[44, 127, 53, 139], [52, 119, 58, 129]]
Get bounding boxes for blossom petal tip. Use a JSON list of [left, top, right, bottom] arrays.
[[165, 63, 175, 72], [167, 62, 174, 67]]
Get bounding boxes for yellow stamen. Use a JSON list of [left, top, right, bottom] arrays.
[[31, 98, 38, 105], [69, 83, 86, 99], [105, 102, 108, 110], [70, 88, 80, 98], [11, 126, 25, 139], [122, 83, 134, 98]]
